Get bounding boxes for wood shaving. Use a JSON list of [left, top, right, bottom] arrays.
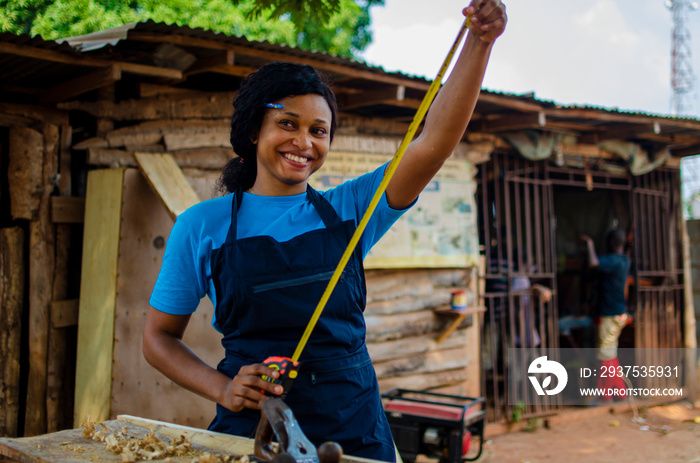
[[81, 418, 198, 461]]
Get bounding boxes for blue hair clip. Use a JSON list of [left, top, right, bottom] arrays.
[[265, 103, 284, 109]]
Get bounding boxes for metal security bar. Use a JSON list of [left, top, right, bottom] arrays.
[[631, 168, 685, 392], [477, 153, 560, 423]]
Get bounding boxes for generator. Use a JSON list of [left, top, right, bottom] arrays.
[[381, 389, 486, 463]]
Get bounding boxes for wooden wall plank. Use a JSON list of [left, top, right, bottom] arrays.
[[373, 346, 470, 379], [368, 330, 468, 363], [50, 299, 79, 329], [378, 369, 469, 393], [163, 132, 230, 151], [24, 124, 58, 436], [134, 153, 201, 220], [48, 125, 76, 431], [40, 66, 121, 104], [88, 147, 232, 170], [58, 92, 235, 121], [73, 168, 125, 427], [0, 227, 25, 437], [8, 126, 43, 220], [365, 310, 471, 343], [110, 169, 221, 427], [0, 103, 69, 126], [50, 196, 85, 223]]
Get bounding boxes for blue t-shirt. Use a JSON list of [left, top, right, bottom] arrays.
[[596, 253, 630, 317], [150, 163, 411, 329]]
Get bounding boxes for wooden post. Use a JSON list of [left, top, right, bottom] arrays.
[[465, 261, 484, 398], [0, 227, 25, 437], [7, 126, 43, 220], [681, 217, 698, 403], [47, 125, 74, 432], [24, 124, 58, 436]]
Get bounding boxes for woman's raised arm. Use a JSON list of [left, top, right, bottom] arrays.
[[386, 0, 507, 209]]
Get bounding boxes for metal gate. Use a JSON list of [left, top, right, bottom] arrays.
[[631, 169, 685, 391], [477, 155, 686, 422], [476, 153, 560, 422]]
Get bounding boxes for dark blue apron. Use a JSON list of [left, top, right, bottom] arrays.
[[208, 186, 395, 462]]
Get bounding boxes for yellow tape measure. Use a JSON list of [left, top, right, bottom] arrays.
[[291, 16, 472, 363]]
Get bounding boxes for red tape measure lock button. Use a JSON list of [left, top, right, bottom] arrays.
[[262, 356, 299, 399]]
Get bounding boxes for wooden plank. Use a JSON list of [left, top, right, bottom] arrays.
[[0, 103, 69, 126], [365, 309, 471, 343], [104, 118, 229, 147], [72, 137, 108, 150], [50, 196, 85, 223], [87, 148, 135, 166], [435, 312, 468, 344], [50, 299, 79, 329], [163, 132, 230, 151], [47, 228, 72, 432], [138, 83, 205, 98], [0, 112, 34, 126], [128, 32, 432, 92], [118, 416, 379, 463], [120, 415, 255, 456], [378, 368, 469, 393], [473, 112, 547, 133], [88, 147, 233, 170], [373, 346, 470, 379], [57, 125, 72, 194], [40, 66, 121, 104], [74, 168, 125, 427], [184, 50, 234, 76], [0, 418, 243, 463], [109, 132, 163, 148], [0, 227, 25, 438], [108, 118, 230, 137], [24, 124, 59, 437], [465, 262, 483, 397], [110, 169, 220, 428], [0, 416, 382, 463], [366, 292, 451, 316], [8, 125, 43, 220], [337, 87, 419, 111], [58, 92, 236, 120], [48, 131, 74, 429], [368, 330, 468, 363], [0, 41, 182, 80], [134, 153, 201, 220]]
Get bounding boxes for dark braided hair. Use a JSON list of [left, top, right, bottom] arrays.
[[217, 62, 338, 193]]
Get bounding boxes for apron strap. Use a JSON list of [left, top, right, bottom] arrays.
[[225, 185, 343, 244], [225, 189, 245, 244], [306, 184, 342, 229]]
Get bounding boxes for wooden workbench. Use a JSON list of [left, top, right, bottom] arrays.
[[0, 415, 375, 463]]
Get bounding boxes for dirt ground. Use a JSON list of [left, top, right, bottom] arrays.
[[478, 401, 700, 463]]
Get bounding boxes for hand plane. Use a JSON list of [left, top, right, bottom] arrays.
[[254, 398, 319, 463]]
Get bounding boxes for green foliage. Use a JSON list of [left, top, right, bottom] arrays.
[[0, 0, 384, 58], [511, 401, 525, 423]]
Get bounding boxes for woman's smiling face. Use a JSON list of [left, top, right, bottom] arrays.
[[250, 94, 333, 196]]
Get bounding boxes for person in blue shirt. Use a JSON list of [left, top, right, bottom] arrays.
[[142, 2, 507, 461], [580, 229, 631, 401]]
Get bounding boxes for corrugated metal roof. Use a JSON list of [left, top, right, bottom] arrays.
[[2, 21, 700, 157]]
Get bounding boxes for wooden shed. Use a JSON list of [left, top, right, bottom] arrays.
[[1, 22, 699, 438]]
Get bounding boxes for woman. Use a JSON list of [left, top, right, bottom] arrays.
[[143, 2, 507, 461]]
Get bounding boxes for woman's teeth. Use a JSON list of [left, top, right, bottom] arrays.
[[284, 153, 308, 163]]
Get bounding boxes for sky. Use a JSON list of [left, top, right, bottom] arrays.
[[360, 0, 700, 120]]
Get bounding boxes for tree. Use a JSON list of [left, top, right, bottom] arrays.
[[0, 0, 384, 58]]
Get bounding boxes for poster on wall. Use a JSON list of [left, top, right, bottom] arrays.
[[309, 151, 480, 269]]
